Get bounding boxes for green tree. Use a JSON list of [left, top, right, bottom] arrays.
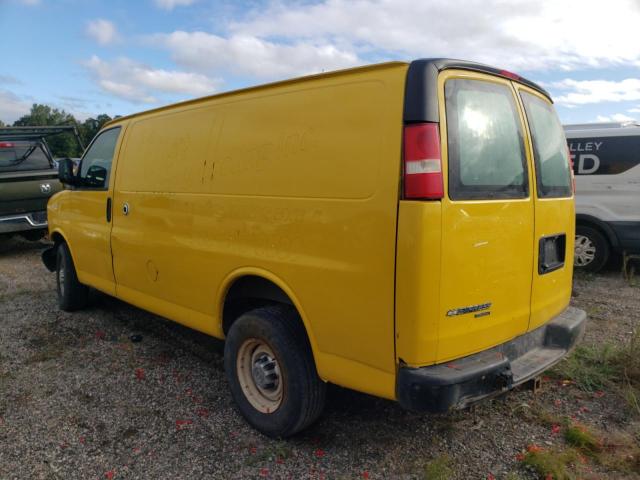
[[11, 104, 115, 158], [79, 113, 112, 147], [0, 119, 5, 127], [13, 104, 81, 157]]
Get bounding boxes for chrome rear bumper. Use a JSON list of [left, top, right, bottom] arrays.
[[0, 211, 48, 234]]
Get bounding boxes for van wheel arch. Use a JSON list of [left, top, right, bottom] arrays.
[[575, 215, 619, 250], [575, 222, 611, 272], [222, 274, 297, 335], [220, 274, 320, 366]]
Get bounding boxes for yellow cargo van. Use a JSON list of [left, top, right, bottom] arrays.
[[43, 58, 586, 437]]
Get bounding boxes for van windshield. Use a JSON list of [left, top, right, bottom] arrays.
[[520, 91, 572, 198]]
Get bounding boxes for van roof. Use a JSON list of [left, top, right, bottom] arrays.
[[403, 58, 550, 123], [564, 121, 640, 138], [105, 58, 550, 128], [564, 121, 640, 131]]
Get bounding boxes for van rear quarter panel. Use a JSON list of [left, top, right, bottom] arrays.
[[110, 63, 408, 399]]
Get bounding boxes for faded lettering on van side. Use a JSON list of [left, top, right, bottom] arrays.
[[570, 136, 640, 175]]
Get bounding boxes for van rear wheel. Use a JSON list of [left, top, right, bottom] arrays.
[[56, 242, 89, 311], [224, 305, 326, 438], [574, 226, 609, 273]]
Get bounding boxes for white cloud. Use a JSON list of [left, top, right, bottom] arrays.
[[86, 19, 119, 46], [215, 0, 640, 73], [629, 106, 640, 114], [159, 31, 359, 79], [595, 113, 637, 122], [144, 0, 640, 89], [0, 89, 31, 124], [84, 55, 220, 104], [154, 0, 197, 10], [552, 79, 640, 106]]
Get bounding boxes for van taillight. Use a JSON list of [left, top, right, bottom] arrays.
[[499, 69, 521, 81], [403, 123, 443, 199], [567, 146, 576, 194], [0, 142, 15, 148]]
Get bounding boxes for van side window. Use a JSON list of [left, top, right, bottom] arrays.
[[520, 91, 572, 198], [445, 79, 528, 200], [78, 127, 121, 189]]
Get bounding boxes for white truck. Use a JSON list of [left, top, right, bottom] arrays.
[[565, 122, 640, 271]]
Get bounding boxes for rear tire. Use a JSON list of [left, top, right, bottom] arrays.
[[224, 305, 326, 438], [574, 225, 609, 273], [56, 242, 89, 311]]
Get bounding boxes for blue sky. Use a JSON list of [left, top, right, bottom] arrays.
[[1, 0, 639, 125]]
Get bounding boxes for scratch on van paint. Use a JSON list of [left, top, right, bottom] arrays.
[[201, 118, 224, 184], [474, 241, 488, 247]]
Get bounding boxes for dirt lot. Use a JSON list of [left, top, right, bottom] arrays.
[[1, 237, 639, 480]]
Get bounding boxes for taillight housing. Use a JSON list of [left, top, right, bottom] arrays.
[[0, 142, 15, 148], [499, 69, 521, 81], [567, 146, 576, 194], [403, 123, 443, 199]]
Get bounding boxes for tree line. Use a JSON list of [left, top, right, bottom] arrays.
[[0, 104, 115, 158]]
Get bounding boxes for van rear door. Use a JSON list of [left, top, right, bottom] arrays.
[[435, 70, 535, 363], [516, 86, 575, 330]]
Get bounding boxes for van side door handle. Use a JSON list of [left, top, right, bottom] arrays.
[[106, 197, 112, 222]]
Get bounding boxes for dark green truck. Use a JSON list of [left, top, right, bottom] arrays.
[[0, 126, 81, 240]]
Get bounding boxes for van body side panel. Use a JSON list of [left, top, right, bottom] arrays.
[[110, 64, 407, 396], [516, 85, 574, 330], [395, 201, 442, 366], [567, 129, 640, 253]]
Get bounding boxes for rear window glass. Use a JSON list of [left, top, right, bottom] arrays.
[[520, 91, 572, 198], [445, 79, 528, 200], [0, 144, 51, 172]]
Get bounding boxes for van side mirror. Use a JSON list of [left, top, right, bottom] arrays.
[[58, 158, 78, 186]]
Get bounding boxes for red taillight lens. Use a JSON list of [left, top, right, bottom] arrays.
[[567, 146, 576, 194], [0, 142, 15, 148], [499, 69, 521, 81], [403, 123, 443, 199]]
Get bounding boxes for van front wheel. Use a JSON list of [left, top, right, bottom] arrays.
[[224, 305, 326, 438], [574, 226, 609, 272], [56, 242, 89, 311]]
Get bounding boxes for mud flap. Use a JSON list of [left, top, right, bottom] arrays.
[[42, 246, 56, 272]]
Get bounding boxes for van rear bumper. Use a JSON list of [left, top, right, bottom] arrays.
[[396, 306, 586, 413]]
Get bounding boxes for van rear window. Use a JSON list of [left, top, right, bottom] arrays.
[[445, 79, 528, 200], [520, 91, 572, 198]]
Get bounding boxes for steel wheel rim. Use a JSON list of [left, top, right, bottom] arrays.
[[58, 262, 65, 296], [237, 338, 283, 413], [574, 234, 596, 266]]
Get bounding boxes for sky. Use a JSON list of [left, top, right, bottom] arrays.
[[1, 0, 640, 125]]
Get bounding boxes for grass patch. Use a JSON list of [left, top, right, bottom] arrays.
[[564, 424, 600, 456], [553, 330, 640, 415], [423, 455, 453, 480], [512, 402, 566, 429], [244, 441, 293, 467], [520, 447, 578, 480], [520, 425, 640, 478]]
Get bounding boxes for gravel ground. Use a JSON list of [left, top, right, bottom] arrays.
[[1, 237, 639, 480]]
